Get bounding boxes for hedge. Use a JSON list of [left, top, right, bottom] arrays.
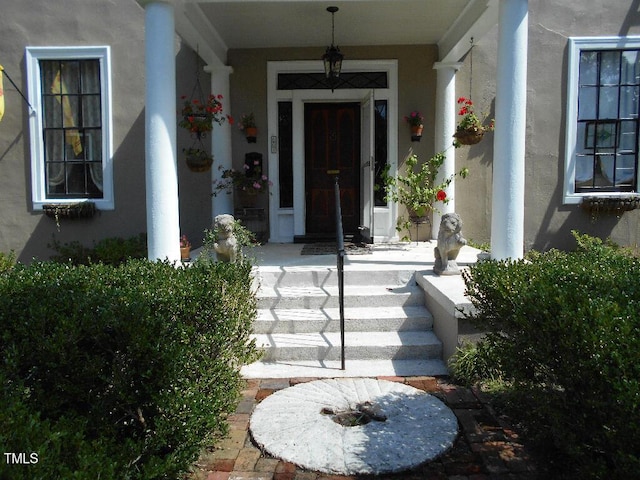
[[0, 259, 258, 479], [462, 233, 640, 478]]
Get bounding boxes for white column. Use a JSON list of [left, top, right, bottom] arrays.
[[432, 62, 462, 239], [491, 0, 528, 260], [208, 66, 234, 219], [143, 0, 180, 262]]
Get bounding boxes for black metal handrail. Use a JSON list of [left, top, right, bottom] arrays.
[[334, 176, 346, 370]]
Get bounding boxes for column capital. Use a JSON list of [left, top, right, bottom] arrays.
[[433, 62, 463, 71], [204, 65, 234, 76]]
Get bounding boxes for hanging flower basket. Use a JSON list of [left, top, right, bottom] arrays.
[[454, 127, 485, 145], [185, 148, 214, 172], [453, 97, 493, 146]]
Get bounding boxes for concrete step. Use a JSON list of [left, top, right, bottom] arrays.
[[252, 330, 442, 362], [255, 267, 416, 288], [257, 284, 425, 309], [254, 305, 433, 334], [241, 358, 449, 379]]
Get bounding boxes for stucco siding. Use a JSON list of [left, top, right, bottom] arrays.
[[0, 0, 212, 261], [455, 0, 640, 251]]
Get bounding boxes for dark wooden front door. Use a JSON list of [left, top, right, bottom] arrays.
[[304, 103, 361, 237]]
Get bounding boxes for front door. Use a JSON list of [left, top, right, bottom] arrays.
[[304, 103, 361, 238]]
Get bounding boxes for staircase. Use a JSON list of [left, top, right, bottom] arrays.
[[241, 259, 449, 378]]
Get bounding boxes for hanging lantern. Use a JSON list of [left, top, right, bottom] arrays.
[[322, 6, 343, 91]]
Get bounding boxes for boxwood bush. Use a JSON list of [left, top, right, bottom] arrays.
[[48, 233, 147, 265], [0, 259, 258, 479], [462, 233, 640, 478]]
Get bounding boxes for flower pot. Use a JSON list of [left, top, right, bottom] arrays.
[[185, 149, 213, 172], [180, 246, 191, 261], [454, 127, 484, 145], [237, 189, 259, 208], [411, 125, 423, 142], [245, 127, 257, 143]]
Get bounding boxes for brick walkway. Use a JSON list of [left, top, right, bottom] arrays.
[[190, 377, 540, 480]]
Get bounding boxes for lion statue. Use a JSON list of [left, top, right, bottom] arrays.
[[213, 214, 238, 263], [433, 212, 467, 275]]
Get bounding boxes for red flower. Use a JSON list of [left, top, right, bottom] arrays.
[[436, 189, 447, 201]]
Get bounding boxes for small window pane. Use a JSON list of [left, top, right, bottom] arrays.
[[599, 86, 619, 119], [616, 154, 636, 185], [61, 62, 80, 94], [45, 130, 65, 162], [597, 156, 615, 186], [575, 156, 594, 185], [81, 61, 101, 93], [619, 120, 637, 151], [576, 122, 589, 152], [578, 86, 597, 119], [579, 51, 598, 85], [620, 86, 639, 118], [621, 50, 640, 84], [43, 95, 62, 128], [600, 51, 621, 85], [82, 96, 101, 127]]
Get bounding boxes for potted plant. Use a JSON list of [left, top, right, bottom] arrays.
[[213, 161, 272, 207], [383, 152, 469, 241], [183, 147, 214, 172], [178, 93, 233, 172], [404, 111, 424, 141], [238, 113, 257, 143], [180, 234, 191, 261], [453, 97, 494, 146]]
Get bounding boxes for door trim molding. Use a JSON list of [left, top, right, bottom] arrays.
[[267, 60, 398, 242]]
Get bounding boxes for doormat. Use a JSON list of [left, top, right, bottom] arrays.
[[301, 242, 372, 256]]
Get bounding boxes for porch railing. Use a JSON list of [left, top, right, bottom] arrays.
[[334, 175, 346, 370]]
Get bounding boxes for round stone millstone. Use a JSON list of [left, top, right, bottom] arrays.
[[249, 378, 459, 475]]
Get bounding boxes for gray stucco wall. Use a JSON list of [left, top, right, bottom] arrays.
[[0, 0, 213, 261], [455, 0, 640, 251]]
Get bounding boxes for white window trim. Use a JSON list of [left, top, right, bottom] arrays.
[[25, 46, 114, 210], [563, 36, 640, 204]]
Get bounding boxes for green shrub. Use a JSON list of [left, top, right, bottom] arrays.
[[448, 340, 503, 386], [462, 232, 640, 478], [49, 233, 147, 265], [0, 250, 16, 273], [0, 259, 258, 479]]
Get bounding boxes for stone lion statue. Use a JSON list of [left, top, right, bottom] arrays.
[[433, 212, 467, 275], [213, 214, 238, 263]]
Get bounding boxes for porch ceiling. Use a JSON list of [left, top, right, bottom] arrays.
[[174, 0, 498, 67], [199, 0, 468, 48]]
